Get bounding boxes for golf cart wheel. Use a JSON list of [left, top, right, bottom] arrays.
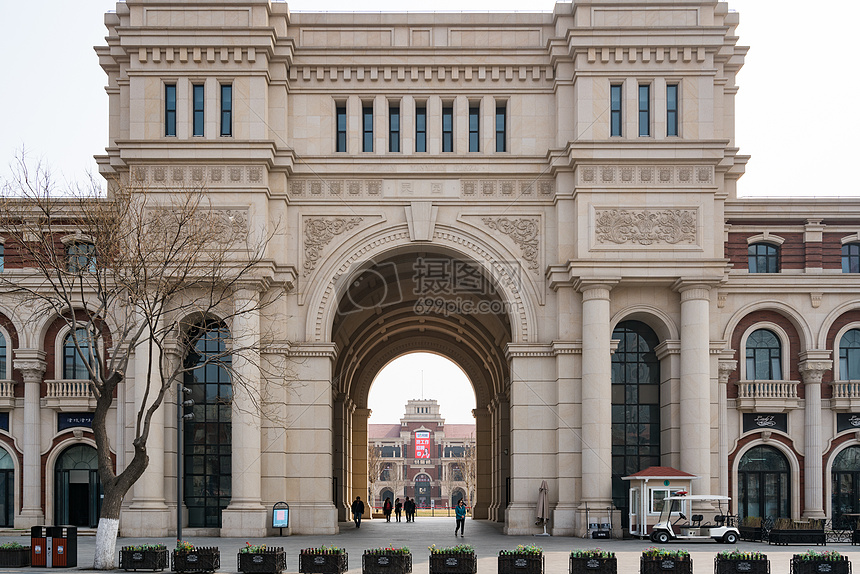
[[654, 530, 670, 544], [723, 531, 738, 544]]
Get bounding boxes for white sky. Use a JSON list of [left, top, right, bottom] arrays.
[[1, 0, 857, 422]]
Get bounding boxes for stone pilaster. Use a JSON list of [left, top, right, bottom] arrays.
[[553, 341, 581, 536], [13, 350, 45, 528], [799, 352, 831, 519], [677, 283, 713, 490], [221, 287, 267, 537], [352, 408, 371, 517], [473, 408, 491, 519], [717, 353, 737, 497]]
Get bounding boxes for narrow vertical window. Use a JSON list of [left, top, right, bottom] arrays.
[[610, 84, 622, 137], [0, 244, 5, 272], [192, 84, 205, 137], [389, 105, 400, 153], [638, 84, 650, 137], [442, 106, 453, 152], [220, 84, 232, 137], [165, 84, 176, 137], [468, 105, 480, 152], [336, 106, 347, 152], [415, 106, 427, 152], [362, 105, 373, 152], [495, 104, 507, 152], [666, 83, 679, 137]]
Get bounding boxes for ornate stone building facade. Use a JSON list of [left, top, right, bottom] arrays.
[[0, 0, 857, 538]]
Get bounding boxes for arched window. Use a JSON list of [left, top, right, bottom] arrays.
[[611, 320, 661, 528], [832, 446, 860, 528], [67, 242, 96, 273], [745, 329, 782, 380], [840, 329, 860, 380], [842, 243, 860, 274], [54, 444, 101, 527], [748, 243, 779, 273], [0, 448, 13, 527], [183, 320, 232, 528], [738, 446, 790, 520], [62, 328, 95, 380]]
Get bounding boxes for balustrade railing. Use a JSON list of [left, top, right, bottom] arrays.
[[737, 380, 799, 399]]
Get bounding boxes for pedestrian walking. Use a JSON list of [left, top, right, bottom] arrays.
[[454, 499, 467, 537], [383, 497, 393, 522], [404, 496, 413, 522], [351, 496, 365, 528], [394, 497, 402, 522]]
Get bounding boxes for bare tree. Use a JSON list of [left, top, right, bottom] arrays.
[[367, 443, 385, 510], [0, 157, 285, 569], [461, 437, 478, 508]]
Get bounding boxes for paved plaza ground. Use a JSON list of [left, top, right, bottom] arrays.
[[1, 517, 858, 573]]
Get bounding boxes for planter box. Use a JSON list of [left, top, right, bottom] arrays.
[[498, 553, 544, 574], [430, 553, 477, 574], [640, 558, 693, 574], [570, 556, 617, 574], [714, 557, 770, 574], [769, 529, 826, 546], [739, 526, 765, 542], [171, 548, 220, 574], [120, 547, 168, 571], [0, 547, 30, 568], [300, 552, 348, 574], [362, 552, 412, 574], [790, 557, 851, 574], [238, 548, 287, 574]]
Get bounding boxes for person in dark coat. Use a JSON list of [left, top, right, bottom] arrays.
[[383, 497, 393, 522], [394, 497, 402, 522], [454, 499, 467, 537], [351, 496, 365, 528]]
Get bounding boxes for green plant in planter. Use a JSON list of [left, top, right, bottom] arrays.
[[367, 546, 411, 555], [716, 550, 765, 560], [240, 543, 269, 554], [796, 551, 844, 562], [120, 543, 168, 572], [429, 544, 476, 574], [430, 544, 475, 554], [570, 549, 615, 559], [500, 544, 542, 556], [741, 516, 762, 527], [641, 547, 690, 560], [570, 549, 616, 574], [300, 545, 348, 574]]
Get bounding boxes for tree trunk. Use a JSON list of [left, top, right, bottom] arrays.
[[93, 517, 120, 570]]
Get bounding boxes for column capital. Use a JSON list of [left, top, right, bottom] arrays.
[[673, 280, 716, 301], [13, 349, 46, 382], [718, 358, 738, 384], [799, 358, 832, 385], [575, 280, 616, 300]]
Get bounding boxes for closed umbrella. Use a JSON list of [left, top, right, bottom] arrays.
[[534, 480, 550, 536]]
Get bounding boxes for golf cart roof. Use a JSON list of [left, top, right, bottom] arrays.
[[666, 494, 730, 501]]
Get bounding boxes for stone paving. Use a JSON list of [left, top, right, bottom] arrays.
[[0, 517, 857, 573]]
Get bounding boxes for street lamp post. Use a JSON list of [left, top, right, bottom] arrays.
[[177, 384, 194, 544]]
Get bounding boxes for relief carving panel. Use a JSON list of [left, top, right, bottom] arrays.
[[594, 209, 696, 246]]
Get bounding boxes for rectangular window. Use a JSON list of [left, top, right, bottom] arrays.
[[469, 105, 480, 152], [495, 104, 507, 152], [220, 84, 232, 137], [666, 83, 679, 137], [192, 84, 205, 137], [165, 84, 176, 137], [389, 105, 400, 153], [362, 105, 373, 152], [442, 106, 453, 152], [415, 106, 427, 152], [336, 106, 347, 153], [610, 84, 622, 137], [638, 84, 650, 137]]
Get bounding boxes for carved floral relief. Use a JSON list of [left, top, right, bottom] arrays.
[[594, 209, 696, 245]]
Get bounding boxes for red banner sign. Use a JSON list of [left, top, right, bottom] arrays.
[[414, 431, 430, 459]]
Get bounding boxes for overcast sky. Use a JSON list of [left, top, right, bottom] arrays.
[[1, 0, 857, 423]]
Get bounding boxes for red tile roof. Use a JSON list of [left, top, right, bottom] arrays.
[[624, 466, 696, 478]]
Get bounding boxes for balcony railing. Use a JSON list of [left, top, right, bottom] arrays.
[[831, 381, 860, 411], [43, 379, 95, 411], [0, 381, 15, 409], [736, 380, 800, 411]]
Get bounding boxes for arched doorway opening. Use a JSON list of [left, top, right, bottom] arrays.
[[54, 444, 101, 527], [737, 445, 790, 520], [329, 250, 513, 523], [832, 446, 860, 528], [0, 448, 13, 527]]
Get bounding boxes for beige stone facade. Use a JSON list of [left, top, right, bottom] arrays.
[[0, 0, 857, 539]]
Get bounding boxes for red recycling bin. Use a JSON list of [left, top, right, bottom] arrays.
[[30, 526, 47, 567], [47, 526, 77, 568]]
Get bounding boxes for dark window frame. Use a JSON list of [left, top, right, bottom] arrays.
[[748, 242, 780, 273], [667, 83, 679, 137], [389, 105, 400, 153], [495, 103, 507, 152], [67, 242, 96, 273], [842, 243, 860, 273], [165, 84, 177, 137], [745, 328, 783, 380], [468, 105, 480, 152], [362, 105, 373, 152], [610, 84, 623, 137], [638, 83, 651, 137], [219, 84, 232, 137], [839, 328, 860, 380], [442, 106, 454, 152], [335, 105, 347, 153], [192, 84, 205, 137], [415, 105, 427, 152]]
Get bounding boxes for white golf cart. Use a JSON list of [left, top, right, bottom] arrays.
[[649, 494, 739, 544]]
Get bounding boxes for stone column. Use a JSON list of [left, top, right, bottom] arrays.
[[13, 350, 45, 528], [352, 408, 371, 517], [677, 284, 712, 489], [123, 321, 169, 536], [221, 287, 267, 537], [473, 408, 491, 519], [579, 283, 614, 509], [554, 341, 580, 536], [333, 393, 352, 521], [717, 354, 737, 497], [799, 352, 831, 519]]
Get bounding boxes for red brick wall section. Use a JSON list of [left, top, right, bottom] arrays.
[[728, 433, 804, 516], [823, 233, 848, 270], [728, 310, 803, 398], [805, 241, 822, 269], [725, 233, 805, 270]]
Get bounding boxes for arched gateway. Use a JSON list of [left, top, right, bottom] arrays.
[[8, 0, 843, 541]]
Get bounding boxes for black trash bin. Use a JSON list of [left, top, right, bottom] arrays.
[[46, 526, 77, 568], [31, 526, 48, 567]]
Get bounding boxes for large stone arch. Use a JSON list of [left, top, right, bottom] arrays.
[[305, 223, 537, 344], [610, 304, 680, 341], [721, 300, 814, 351]]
